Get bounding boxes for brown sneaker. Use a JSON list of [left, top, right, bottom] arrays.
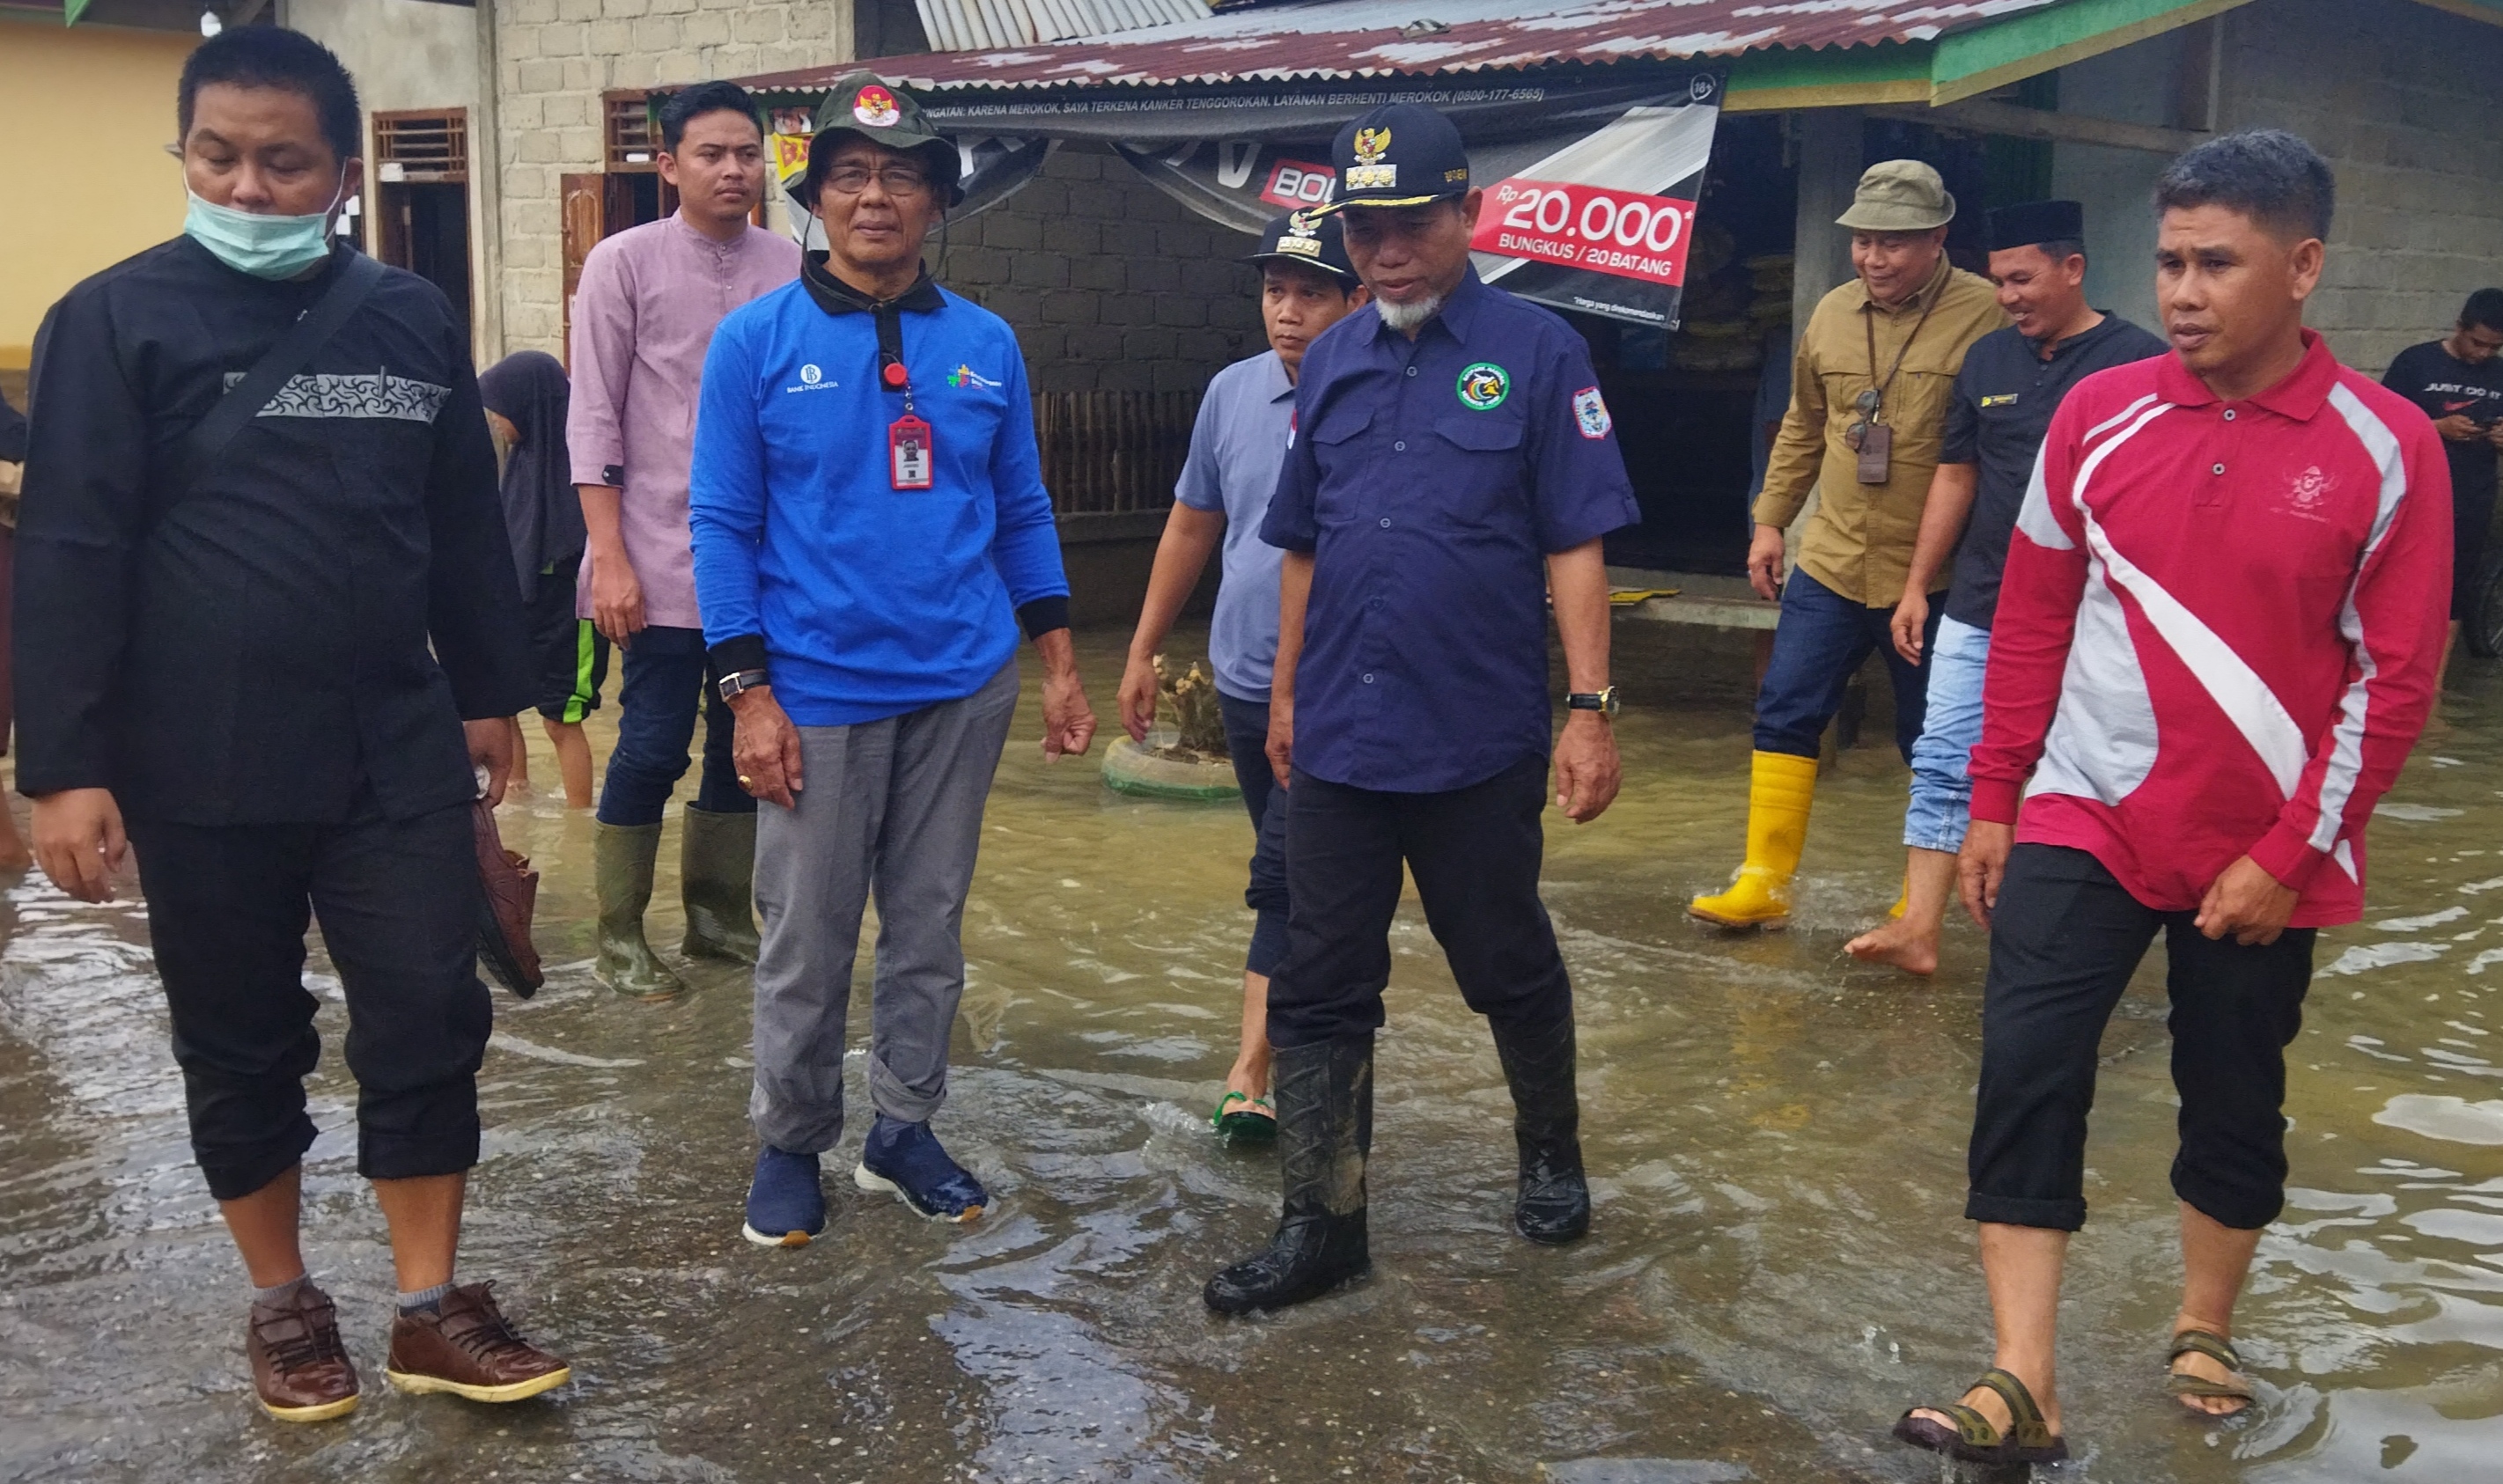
[[247, 1282, 360, 1423], [383, 1282, 571, 1403]]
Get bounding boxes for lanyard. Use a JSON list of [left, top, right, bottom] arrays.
[[1862, 275, 1940, 425], [874, 302, 933, 490]]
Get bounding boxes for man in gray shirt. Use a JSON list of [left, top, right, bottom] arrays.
[[1118, 211, 1366, 1142]]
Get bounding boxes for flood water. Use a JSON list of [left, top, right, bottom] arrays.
[[2, 620, 2498, 1483]]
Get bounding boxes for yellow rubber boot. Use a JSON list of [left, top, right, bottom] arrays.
[[1688, 751, 1819, 929]]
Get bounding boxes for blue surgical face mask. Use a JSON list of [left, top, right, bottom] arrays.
[[183, 176, 345, 280]]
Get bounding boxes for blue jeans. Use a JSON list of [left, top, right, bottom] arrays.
[[1905, 616, 1991, 853], [1753, 569, 1941, 763], [594, 626, 754, 827], [1217, 691, 1290, 978]]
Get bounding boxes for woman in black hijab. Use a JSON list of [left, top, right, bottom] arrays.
[[480, 351, 605, 808]]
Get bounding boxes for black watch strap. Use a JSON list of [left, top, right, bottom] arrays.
[[1567, 687, 1619, 716]]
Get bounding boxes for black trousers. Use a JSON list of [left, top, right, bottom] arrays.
[[129, 797, 490, 1201], [1217, 691, 1290, 979], [1266, 754, 1571, 1048], [1966, 845, 2315, 1233]]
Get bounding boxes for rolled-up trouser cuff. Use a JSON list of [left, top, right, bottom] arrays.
[[357, 1090, 483, 1183], [2172, 1157, 2284, 1232], [1963, 1192, 2087, 1231], [197, 1116, 320, 1202]]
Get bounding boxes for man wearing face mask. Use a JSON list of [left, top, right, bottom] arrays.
[[16, 28, 564, 1422], [690, 75, 1097, 1246]]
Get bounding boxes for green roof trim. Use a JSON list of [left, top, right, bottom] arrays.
[[1932, 0, 2249, 103], [64, 0, 92, 23], [1723, 0, 2263, 112]]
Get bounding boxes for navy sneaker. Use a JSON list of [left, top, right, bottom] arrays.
[[741, 1145, 826, 1248], [854, 1116, 988, 1223]]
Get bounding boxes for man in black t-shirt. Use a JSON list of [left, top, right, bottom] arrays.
[[2382, 288, 2503, 663], [1844, 201, 2164, 976]]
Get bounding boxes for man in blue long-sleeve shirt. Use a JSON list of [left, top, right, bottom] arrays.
[[689, 74, 1097, 1245]]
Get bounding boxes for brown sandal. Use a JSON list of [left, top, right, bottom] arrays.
[[1892, 1366, 2070, 1466], [2167, 1329, 2256, 1414]]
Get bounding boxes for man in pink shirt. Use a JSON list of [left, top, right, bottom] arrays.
[[567, 81, 799, 999], [1893, 130, 2451, 1467]]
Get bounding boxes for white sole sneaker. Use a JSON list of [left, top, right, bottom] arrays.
[[740, 1221, 813, 1248], [853, 1162, 984, 1223]]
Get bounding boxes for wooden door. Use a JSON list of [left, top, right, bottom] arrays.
[[560, 172, 607, 371]]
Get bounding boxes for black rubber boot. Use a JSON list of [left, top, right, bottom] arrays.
[[1491, 1012, 1589, 1244], [1203, 1035, 1373, 1314]]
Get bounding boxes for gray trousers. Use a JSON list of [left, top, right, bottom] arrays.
[[749, 662, 1018, 1154]]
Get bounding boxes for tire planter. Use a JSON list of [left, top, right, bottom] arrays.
[[1101, 734, 1240, 802]]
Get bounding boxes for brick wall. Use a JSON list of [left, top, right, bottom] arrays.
[[939, 143, 1263, 393], [2220, 0, 2503, 375], [487, 2, 1261, 391]]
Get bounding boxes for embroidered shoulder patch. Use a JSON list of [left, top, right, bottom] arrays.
[[1572, 386, 1611, 440]]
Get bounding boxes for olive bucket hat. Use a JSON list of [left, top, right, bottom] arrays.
[[804, 70, 963, 205], [1835, 158, 1955, 232]]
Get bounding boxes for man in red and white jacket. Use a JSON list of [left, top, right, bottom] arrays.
[[1894, 131, 2451, 1470]]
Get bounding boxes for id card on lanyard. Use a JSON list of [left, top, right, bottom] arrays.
[[877, 305, 934, 490], [890, 413, 932, 489]]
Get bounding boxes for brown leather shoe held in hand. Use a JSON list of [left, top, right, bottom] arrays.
[[384, 1282, 571, 1403], [247, 1282, 360, 1422]]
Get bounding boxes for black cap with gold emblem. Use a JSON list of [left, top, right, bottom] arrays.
[[1314, 101, 1472, 214], [804, 70, 962, 205], [1241, 209, 1359, 283]]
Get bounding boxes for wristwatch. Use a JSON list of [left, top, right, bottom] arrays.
[[1566, 686, 1619, 718], [718, 668, 771, 702]]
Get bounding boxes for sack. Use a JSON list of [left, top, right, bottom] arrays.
[[472, 799, 542, 997]]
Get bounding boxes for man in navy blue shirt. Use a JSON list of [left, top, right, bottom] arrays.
[[1204, 102, 1641, 1315]]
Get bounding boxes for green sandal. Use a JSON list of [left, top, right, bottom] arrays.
[[2167, 1329, 2256, 1414], [1211, 1091, 1276, 1142], [1892, 1366, 2070, 1466]]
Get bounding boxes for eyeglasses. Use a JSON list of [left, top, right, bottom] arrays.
[[821, 165, 932, 197]]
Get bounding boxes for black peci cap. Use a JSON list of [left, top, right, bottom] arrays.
[[1314, 101, 1471, 213], [1242, 209, 1359, 283], [1985, 199, 2086, 252]]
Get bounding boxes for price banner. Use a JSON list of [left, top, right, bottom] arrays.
[[1473, 179, 1697, 288]]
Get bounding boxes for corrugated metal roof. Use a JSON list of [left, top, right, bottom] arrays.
[[914, 0, 1213, 53], [746, 0, 2064, 93]]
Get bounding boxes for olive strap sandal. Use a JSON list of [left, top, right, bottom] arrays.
[[1891, 1366, 2071, 1467], [2167, 1329, 2256, 1414]]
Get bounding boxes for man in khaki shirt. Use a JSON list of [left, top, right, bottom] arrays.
[[1691, 161, 2007, 929]]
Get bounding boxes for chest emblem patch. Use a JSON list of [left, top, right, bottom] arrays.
[[1572, 386, 1611, 439], [947, 364, 1003, 389], [2279, 464, 2337, 523], [1456, 362, 1510, 411], [1979, 393, 2019, 408]]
